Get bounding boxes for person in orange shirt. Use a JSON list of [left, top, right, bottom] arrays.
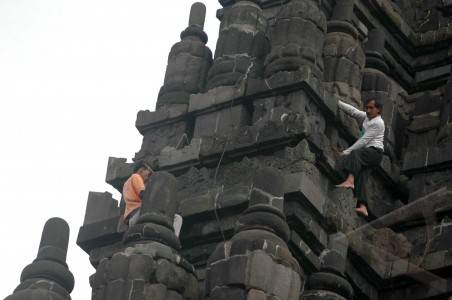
[[123, 161, 153, 226]]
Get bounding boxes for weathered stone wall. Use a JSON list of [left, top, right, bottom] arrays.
[[265, 0, 327, 89], [391, 0, 451, 33], [207, 0, 269, 90], [75, 1, 452, 300]]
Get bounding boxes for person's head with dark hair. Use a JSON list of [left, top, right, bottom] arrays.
[[365, 98, 383, 119], [133, 161, 153, 184]]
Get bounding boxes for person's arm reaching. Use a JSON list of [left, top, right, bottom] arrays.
[[342, 122, 382, 154], [338, 100, 366, 123]]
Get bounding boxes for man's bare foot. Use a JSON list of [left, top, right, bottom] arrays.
[[356, 204, 368, 217], [335, 181, 354, 189]]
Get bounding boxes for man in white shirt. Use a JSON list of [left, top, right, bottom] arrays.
[[336, 99, 385, 217]]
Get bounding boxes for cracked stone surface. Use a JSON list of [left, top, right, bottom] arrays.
[[53, 1, 452, 300]]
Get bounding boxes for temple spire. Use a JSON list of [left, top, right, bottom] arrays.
[[157, 2, 212, 107]]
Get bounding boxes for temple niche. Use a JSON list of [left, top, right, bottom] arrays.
[[5, 0, 452, 299]]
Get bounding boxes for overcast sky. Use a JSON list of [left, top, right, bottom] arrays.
[[0, 1, 218, 298]]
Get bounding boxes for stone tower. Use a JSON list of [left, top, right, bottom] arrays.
[[69, 0, 452, 299]]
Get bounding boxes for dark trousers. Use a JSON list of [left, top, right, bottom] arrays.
[[342, 147, 383, 206]]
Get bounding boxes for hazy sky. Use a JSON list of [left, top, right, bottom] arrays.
[[0, 1, 218, 298]]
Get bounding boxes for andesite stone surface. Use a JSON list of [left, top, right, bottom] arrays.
[[75, 0, 452, 297], [6, 1, 452, 300]]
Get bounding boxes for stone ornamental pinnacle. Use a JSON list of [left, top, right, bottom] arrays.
[[205, 168, 303, 299], [157, 2, 212, 107], [6, 0, 452, 299], [5, 218, 74, 300], [189, 2, 206, 29]]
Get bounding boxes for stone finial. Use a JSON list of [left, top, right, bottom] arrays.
[[36, 217, 70, 264], [189, 2, 206, 29], [124, 172, 181, 250], [5, 218, 74, 300], [181, 2, 208, 43], [157, 1, 212, 106]]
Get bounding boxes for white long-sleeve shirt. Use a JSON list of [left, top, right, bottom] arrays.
[[338, 101, 385, 154]]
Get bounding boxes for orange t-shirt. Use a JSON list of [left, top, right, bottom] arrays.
[[123, 173, 145, 219]]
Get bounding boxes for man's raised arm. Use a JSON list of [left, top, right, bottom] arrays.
[[338, 100, 366, 123]]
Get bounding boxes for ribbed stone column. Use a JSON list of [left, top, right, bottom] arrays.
[[205, 167, 303, 300], [265, 0, 327, 89], [323, 0, 365, 109], [157, 2, 212, 107], [302, 233, 353, 300], [5, 218, 74, 300], [89, 172, 199, 300], [206, 0, 268, 90]]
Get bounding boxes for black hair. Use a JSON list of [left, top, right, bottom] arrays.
[[366, 98, 383, 113], [133, 160, 150, 173]]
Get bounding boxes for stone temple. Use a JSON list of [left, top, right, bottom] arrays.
[[5, 0, 452, 299]]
